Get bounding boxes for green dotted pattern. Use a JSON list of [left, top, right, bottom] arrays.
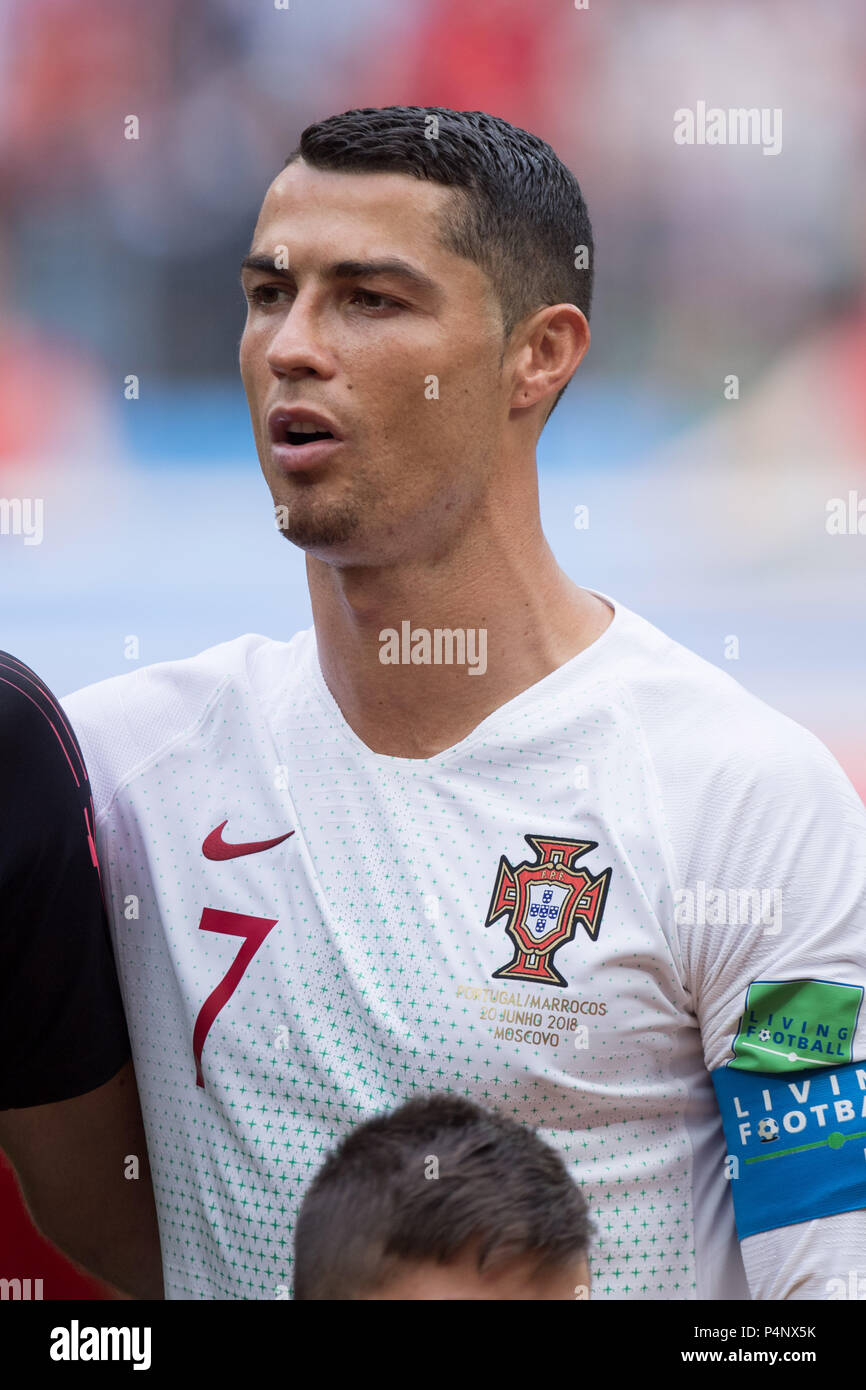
[[101, 632, 700, 1300]]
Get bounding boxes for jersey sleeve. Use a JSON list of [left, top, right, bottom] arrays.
[[665, 705, 866, 1298], [625, 651, 866, 1300], [0, 653, 131, 1109]]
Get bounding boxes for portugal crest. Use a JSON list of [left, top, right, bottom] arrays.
[[485, 836, 612, 987]]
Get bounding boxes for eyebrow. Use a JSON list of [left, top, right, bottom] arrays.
[[239, 253, 441, 298]]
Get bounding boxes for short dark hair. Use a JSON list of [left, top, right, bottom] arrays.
[[284, 106, 594, 423], [292, 1092, 593, 1299]]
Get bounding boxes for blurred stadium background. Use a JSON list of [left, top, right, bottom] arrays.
[[0, 0, 863, 1297]]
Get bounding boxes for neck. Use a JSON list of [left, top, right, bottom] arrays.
[[306, 510, 613, 758]]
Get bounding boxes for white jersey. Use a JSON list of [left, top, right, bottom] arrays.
[[61, 591, 866, 1300]]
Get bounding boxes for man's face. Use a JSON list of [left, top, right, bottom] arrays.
[[361, 1250, 590, 1301], [239, 158, 510, 565]]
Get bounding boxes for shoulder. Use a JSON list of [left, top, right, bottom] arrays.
[[0, 652, 102, 943], [602, 602, 865, 876], [59, 631, 310, 819], [609, 601, 850, 792], [0, 650, 85, 796]]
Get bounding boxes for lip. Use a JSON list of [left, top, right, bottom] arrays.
[[271, 437, 345, 472], [267, 404, 344, 443]]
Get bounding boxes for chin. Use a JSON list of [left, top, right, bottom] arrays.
[[274, 503, 362, 552], [270, 470, 387, 556]]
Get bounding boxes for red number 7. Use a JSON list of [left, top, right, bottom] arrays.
[[192, 908, 278, 1088]]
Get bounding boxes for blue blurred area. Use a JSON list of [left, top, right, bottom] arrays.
[[118, 383, 256, 467]]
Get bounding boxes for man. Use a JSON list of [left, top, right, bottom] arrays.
[[61, 106, 866, 1300], [0, 652, 163, 1299]]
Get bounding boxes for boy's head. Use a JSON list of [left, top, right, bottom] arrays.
[[293, 1093, 593, 1300]]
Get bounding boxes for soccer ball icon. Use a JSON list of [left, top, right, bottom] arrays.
[[759, 1029, 772, 1041], [757, 1118, 779, 1143]]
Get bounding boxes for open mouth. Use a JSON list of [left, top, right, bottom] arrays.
[[284, 429, 334, 446], [280, 420, 337, 446]]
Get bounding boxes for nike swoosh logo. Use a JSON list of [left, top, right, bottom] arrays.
[[202, 820, 294, 861]]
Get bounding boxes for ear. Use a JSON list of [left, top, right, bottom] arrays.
[[510, 304, 590, 414]]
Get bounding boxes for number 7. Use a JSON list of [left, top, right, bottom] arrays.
[[192, 908, 278, 1088]]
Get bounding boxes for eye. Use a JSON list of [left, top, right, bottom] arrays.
[[349, 289, 401, 311], [246, 284, 291, 307]]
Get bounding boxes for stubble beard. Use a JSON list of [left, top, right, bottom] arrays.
[[270, 467, 382, 552], [275, 497, 362, 549]]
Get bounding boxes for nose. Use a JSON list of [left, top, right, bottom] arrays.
[[265, 289, 335, 381]]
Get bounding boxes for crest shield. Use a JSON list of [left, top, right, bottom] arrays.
[[485, 835, 612, 987]]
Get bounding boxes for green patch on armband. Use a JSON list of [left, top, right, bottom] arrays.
[[730, 978, 863, 1073]]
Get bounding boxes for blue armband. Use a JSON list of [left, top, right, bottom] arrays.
[[713, 1059, 866, 1238]]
